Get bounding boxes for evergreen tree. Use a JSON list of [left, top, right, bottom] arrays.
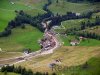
[[4, 71, 7, 75], [52, 72, 56, 75], [56, 0, 59, 3]]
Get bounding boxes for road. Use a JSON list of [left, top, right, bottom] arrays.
[[0, 26, 61, 67]]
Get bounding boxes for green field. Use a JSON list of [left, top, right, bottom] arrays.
[[0, 72, 20, 75], [0, 0, 30, 32], [0, 9, 16, 32], [79, 39, 100, 46], [49, 0, 100, 15], [54, 18, 96, 33], [53, 19, 86, 33], [61, 19, 87, 29], [0, 25, 43, 52], [0, 0, 46, 32], [59, 35, 100, 46], [61, 18, 96, 29], [0, 0, 46, 52]]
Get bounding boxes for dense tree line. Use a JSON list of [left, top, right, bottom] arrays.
[[43, 0, 53, 14], [0, 10, 52, 37], [46, 11, 94, 30], [0, 0, 99, 38], [0, 10, 94, 37], [0, 65, 56, 75], [81, 17, 100, 30], [65, 16, 100, 40], [0, 28, 11, 37], [66, 29, 100, 40], [0, 0, 53, 37], [76, 31, 100, 40], [66, 16, 100, 31]]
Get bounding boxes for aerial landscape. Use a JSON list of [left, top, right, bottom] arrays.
[[0, 0, 100, 75]]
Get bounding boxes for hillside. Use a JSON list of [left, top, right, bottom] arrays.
[[16, 46, 100, 73], [0, 0, 100, 75], [0, 0, 46, 32], [0, 25, 43, 52], [0, 0, 45, 52], [48, 0, 100, 15]]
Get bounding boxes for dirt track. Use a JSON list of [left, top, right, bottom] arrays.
[[0, 29, 60, 67]]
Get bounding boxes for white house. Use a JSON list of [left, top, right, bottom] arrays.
[[11, 2, 15, 5], [70, 40, 79, 46], [76, 13, 81, 16], [0, 48, 2, 52]]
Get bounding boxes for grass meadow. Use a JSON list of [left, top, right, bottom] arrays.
[[0, 0, 45, 52], [48, 0, 100, 15], [0, 25, 43, 52], [0, 0, 46, 32], [59, 35, 100, 46]]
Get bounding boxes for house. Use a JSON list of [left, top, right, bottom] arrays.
[[70, 40, 79, 46], [23, 49, 31, 55], [79, 36, 87, 41], [79, 36, 84, 40], [0, 48, 2, 52], [76, 13, 80, 16], [11, 2, 15, 5], [79, 36, 84, 39]]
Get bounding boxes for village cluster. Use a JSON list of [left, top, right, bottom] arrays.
[[39, 31, 56, 51]]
